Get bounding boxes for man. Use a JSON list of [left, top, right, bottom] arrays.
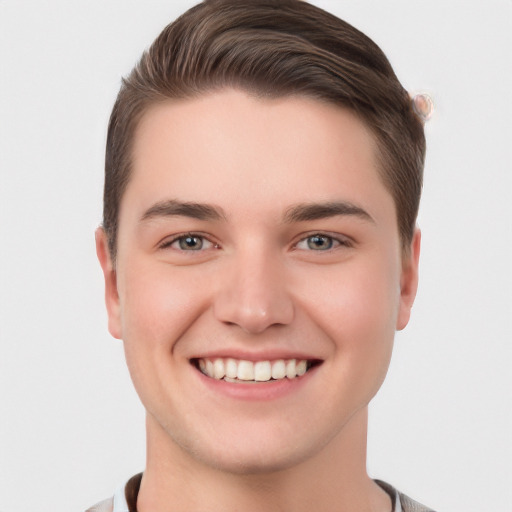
[[91, 1, 434, 510]]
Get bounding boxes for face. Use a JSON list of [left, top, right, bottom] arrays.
[[97, 89, 419, 474]]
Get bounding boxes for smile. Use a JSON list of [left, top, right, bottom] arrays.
[[194, 358, 318, 383]]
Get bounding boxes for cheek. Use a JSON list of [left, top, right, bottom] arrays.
[[117, 263, 212, 409], [302, 257, 400, 382], [307, 256, 399, 328], [118, 263, 211, 357]]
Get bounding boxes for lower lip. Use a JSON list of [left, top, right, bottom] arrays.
[[193, 364, 320, 401]]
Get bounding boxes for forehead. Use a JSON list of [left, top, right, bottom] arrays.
[[122, 89, 393, 223]]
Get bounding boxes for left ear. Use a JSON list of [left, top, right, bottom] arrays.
[[396, 228, 421, 331], [95, 227, 123, 339]]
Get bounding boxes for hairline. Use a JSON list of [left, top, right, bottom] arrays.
[[107, 85, 412, 264]]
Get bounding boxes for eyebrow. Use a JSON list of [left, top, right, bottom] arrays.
[[283, 201, 374, 224], [139, 199, 373, 224], [140, 200, 226, 222]]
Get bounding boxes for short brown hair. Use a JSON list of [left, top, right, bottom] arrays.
[[104, 0, 426, 260]]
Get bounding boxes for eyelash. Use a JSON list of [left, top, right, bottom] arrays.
[[158, 232, 351, 252], [158, 232, 218, 251], [294, 232, 352, 251]]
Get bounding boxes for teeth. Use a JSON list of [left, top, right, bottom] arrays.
[[254, 361, 271, 381], [206, 359, 214, 378], [286, 359, 297, 379], [213, 358, 225, 379], [225, 358, 238, 379], [237, 360, 254, 381], [271, 359, 286, 379], [296, 359, 307, 376], [197, 357, 312, 382]]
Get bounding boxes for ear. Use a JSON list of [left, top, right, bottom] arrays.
[[95, 227, 122, 339], [396, 228, 421, 331]]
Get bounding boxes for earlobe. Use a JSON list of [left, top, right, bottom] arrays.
[[95, 227, 122, 339], [396, 228, 421, 331]]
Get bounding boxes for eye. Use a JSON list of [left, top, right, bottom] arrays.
[[295, 233, 348, 251], [160, 233, 216, 251]]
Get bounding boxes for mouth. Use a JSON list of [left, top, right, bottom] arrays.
[[192, 357, 322, 384]]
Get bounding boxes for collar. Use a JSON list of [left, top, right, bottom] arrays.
[[114, 474, 403, 512], [112, 485, 129, 512]]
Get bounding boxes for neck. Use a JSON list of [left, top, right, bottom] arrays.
[[137, 407, 391, 512]]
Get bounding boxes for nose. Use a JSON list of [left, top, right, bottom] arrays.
[[213, 247, 294, 334]]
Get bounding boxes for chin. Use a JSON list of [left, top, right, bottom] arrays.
[[167, 420, 333, 477], [194, 442, 314, 476]]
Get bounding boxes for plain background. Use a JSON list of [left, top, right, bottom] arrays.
[[0, 1, 511, 511]]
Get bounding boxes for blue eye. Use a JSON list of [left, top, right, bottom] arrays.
[[296, 234, 345, 251], [307, 235, 333, 250], [177, 235, 204, 250], [160, 234, 215, 251]]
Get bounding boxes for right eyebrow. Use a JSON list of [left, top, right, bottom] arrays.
[[140, 199, 226, 222], [282, 201, 374, 224]]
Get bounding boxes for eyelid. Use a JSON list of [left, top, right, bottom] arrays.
[[293, 231, 353, 251], [158, 232, 219, 251], [156, 230, 352, 252]]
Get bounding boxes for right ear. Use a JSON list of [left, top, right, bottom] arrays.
[[95, 227, 122, 339]]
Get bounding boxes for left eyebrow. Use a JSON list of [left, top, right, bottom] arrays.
[[283, 201, 374, 224], [140, 199, 227, 222]]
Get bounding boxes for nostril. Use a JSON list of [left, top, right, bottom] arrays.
[[212, 271, 295, 333]]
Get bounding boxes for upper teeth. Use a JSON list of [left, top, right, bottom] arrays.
[[197, 358, 309, 382]]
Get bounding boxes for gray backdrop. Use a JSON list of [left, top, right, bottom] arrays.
[[1, 1, 510, 511]]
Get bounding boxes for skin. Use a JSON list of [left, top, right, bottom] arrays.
[[96, 89, 420, 512]]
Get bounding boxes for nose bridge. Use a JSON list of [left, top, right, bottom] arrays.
[[213, 242, 294, 333]]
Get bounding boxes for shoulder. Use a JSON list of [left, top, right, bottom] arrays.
[[376, 480, 436, 512], [85, 497, 113, 512], [85, 474, 140, 512], [399, 491, 437, 512]]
